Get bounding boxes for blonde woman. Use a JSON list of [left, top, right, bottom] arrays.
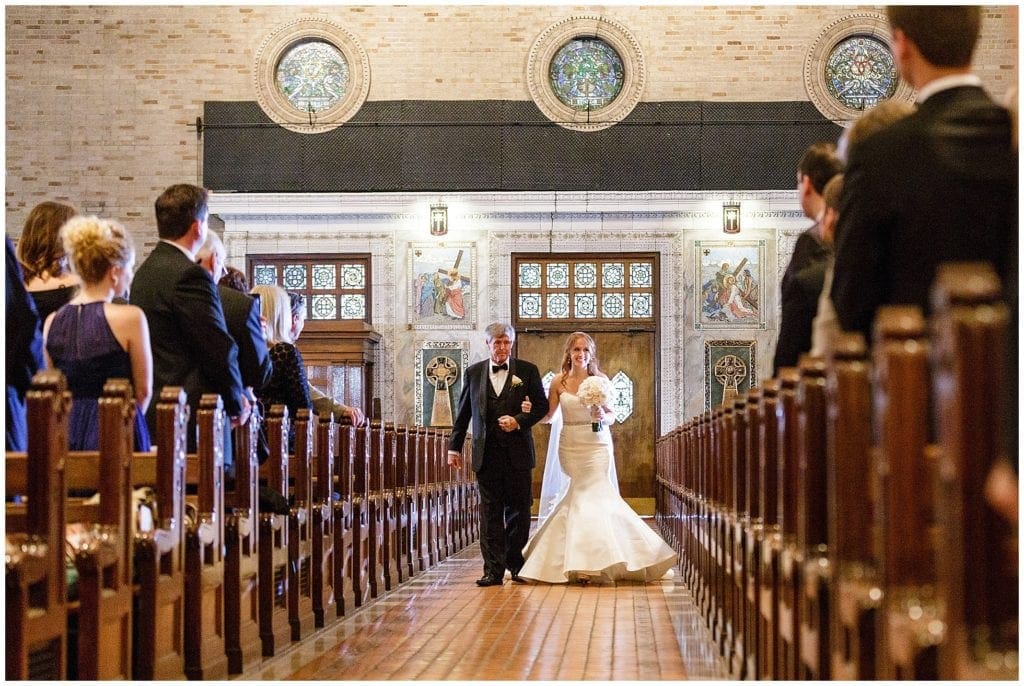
[[251, 284, 311, 452], [519, 332, 676, 584], [42, 216, 152, 450]]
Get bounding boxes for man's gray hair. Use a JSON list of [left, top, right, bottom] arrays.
[[196, 228, 225, 260], [484, 322, 515, 342]]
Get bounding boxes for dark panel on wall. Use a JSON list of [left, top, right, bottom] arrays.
[[203, 100, 841, 192]]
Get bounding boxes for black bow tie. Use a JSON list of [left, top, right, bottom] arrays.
[[491, 363, 508, 373]]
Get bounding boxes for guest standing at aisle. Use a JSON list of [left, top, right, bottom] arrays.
[[43, 216, 152, 450], [447, 323, 548, 586], [17, 200, 79, 324], [130, 183, 249, 469], [831, 5, 1017, 339]]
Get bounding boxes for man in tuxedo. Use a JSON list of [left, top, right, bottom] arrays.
[[831, 6, 1017, 340], [447, 322, 548, 586], [131, 183, 250, 471]]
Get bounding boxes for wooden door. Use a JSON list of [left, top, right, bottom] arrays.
[[516, 330, 657, 515]]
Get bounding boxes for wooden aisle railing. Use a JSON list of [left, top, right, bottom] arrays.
[[655, 262, 1018, 681], [6, 373, 479, 680]]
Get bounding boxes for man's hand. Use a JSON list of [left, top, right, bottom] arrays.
[[447, 450, 462, 469], [230, 393, 252, 429], [345, 405, 365, 426], [498, 414, 520, 432]]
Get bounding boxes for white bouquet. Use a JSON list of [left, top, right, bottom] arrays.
[[576, 376, 611, 432]]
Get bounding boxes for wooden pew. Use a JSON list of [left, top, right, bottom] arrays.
[[183, 394, 228, 680], [351, 419, 371, 607], [776, 367, 803, 680], [394, 423, 416, 582], [224, 405, 262, 674], [258, 404, 292, 656], [757, 378, 782, 680], [6, 371, 70, 680], [382, 422, 402, 587], [8, 378, 138, 680], [333, 421, 356, 617], [288, 408, 316, 640], [130, 387, 189, 680], [311, 411, 337, 626], [827, 332, 879, 680], [797, 356, 830, 679], [729, 395, 749, 678], [413, 426, 431, 572], [930, 263, 1017, 680], [367, 418, 386, 597], [872, 306, 939, 679], [743, 387, 763, 679]]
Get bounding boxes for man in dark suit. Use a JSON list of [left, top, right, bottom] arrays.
[[831, 6, 1017, 340], [447, 322, 549, 586], [773, 142, 841, 374], [196, 229, 272, 396], [131, 183, 250, 468], [6, 235, 45, 451]]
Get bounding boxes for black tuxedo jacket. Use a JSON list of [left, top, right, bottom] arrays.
[[832, 85, 1017, 339], [219, 285, 272, 393], [448, 358, 549, 472], [130, 241, 245, 433]]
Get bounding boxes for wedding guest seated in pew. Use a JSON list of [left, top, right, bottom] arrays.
[[42, 215, 152, 451], [17, 200, 80, 323]]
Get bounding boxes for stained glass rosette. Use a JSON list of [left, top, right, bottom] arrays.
[[825, 35, 898, 111], [548, 38, 624, 112], [276, 40, 350, 113]]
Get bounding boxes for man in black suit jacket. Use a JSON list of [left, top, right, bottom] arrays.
[[196, 229, 272, 395], [447, 323, 549, 586], [773, 142, 841, 374], [131, 184, 250, 466], [832, 6, 1017, 340]]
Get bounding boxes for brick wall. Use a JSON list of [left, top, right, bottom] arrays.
[[6, 5, 1018, 244]]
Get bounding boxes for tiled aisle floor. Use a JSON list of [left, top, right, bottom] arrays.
[[241, 530, 728, 681]]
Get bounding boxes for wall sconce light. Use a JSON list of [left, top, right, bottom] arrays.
[[723, 203, 741, 234], [429, 201, 448, 236]]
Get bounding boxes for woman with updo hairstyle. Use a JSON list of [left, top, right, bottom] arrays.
[[17, 200, 80, 322], [43, 216, 152, 451]]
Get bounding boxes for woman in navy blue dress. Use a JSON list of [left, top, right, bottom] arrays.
[[43, 216, 152, 451]]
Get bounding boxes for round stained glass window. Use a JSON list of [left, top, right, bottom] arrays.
[[275, 40, 350, 113], [548, 38, 624, 112], [825, 35, 898, 111]]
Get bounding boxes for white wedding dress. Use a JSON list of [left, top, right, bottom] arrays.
[[519, 391, 677, 583]]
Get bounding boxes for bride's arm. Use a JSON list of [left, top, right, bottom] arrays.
[[538, 373, 562, 424]]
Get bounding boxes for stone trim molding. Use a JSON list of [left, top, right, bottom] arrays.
[[527, 15, 646, 132], [803, 12, 915, 126], [254, 16, 371, 134]]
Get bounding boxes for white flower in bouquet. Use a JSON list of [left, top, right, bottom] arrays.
[[577, 376, 611, 432]]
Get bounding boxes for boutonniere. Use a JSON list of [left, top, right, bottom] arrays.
[[510, 375, 523, 388]]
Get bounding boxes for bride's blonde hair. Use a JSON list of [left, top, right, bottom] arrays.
[[559, 331, 600, 383]]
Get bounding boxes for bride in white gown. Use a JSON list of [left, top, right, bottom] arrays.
[[519, 332, 676, 584]]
